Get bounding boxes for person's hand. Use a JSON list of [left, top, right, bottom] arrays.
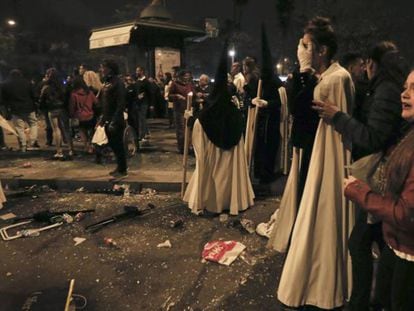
[[312, 99, 339, 122], [343, 176, 357, 190], [196, 92, 203, 98], [177, 94, 186, 101], [297, 39, 313, 73], [184, 108, 193, 120], [138, 92, 145, 100], [252, 97, 268, 108]]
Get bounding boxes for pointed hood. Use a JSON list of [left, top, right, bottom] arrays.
[[198, 40, 243, 150], [261, 24, 283, 101]]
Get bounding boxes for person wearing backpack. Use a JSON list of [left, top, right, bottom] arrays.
[[69, 77, 97, 153]]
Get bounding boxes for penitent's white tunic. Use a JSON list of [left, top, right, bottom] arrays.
[[183, 119, 255, 215], [0, 181, 6, 209], [276, 62, 355, 309]]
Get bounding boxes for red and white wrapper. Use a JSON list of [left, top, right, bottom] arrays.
[[202, 240, 246, 266]]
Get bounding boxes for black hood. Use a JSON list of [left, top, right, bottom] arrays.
[[198, 40, 243, 150]]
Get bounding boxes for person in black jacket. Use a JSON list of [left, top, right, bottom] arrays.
[[135, 66, 152, 145], [313, 41, 409, 311], [1, 69, 38, 152], [99, 59, 127, 178]]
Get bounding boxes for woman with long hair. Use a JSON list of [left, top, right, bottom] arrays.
[[344, 70, 414, 310], [40, 68, 73, 159]]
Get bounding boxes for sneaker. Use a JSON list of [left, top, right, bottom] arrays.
[[27, 143, 40, 151], [140, 138, 150, 147], [53, 152, 64, 159]]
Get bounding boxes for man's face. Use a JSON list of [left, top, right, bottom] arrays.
[[231, 63, 240, 76], [401, 71, 414, 123], [199, 76, 208, 86], [125, 76, 134, 85], [183, 73, 191, 83], [136, 67, 144, 78], [79, 65, 86, 76], [99, 64, 109, 77], [349, 58, 366, 80]]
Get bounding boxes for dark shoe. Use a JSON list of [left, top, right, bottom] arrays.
[[110, 171, 128, 179]]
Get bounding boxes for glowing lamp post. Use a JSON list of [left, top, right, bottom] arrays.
[[228, 49, 236, 64]]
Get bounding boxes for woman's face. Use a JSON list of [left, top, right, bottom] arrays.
[[401, 71, 414, 123]]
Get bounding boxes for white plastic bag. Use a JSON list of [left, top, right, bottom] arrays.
[[92, 126, 108, 146]]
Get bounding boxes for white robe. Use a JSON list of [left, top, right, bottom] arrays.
[[0, 181, 6, 209], [277, 62, 355, 309], [183, 120, 255, 215]]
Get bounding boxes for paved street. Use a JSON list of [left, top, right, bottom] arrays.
[[0, 118, 289, 310]]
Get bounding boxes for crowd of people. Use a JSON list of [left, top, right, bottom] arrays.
[[0, 14, 413, 310]]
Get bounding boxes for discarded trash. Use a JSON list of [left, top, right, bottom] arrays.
[[74, 237, 86, 246], [161, 296, 175, 311], [219, 214, 229, 222], [104, 237, 119, 248], [31, 195, 38, 199], [74, 212, 85, 222], [169, 217, 184, 228], [202, 240, 246, 266], [240, 219, 255, 234], [140, 188, 157, 196], [240, 251, 257, 266], [22, 162, 32, 168], [0, 213, 16, 221], [19, 229, 41, 237], [75, 187, 85, 193], [157, 240, 172, 248], [6, 272, 12, 277]]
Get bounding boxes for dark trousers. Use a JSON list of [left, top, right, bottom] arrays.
[[297, 142, 313, 203], [173, 102, 185, 153], [254, 112, 280, 182], [43, 110, 53, 145], [0, 127, 5, 147], [105, 124, 127, 173], [128, 107, 140, 145], [349, 210, 384, 311], [376, 245, 414, 310]]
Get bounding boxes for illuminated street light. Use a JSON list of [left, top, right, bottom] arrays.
[[6, 19, 17, 26], [228, 49, 236, 64]]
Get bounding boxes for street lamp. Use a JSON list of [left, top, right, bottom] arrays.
[[228, 48, 236, 64], [6, 19, 17, 27]]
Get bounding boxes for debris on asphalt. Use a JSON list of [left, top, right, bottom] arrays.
[[6, 272, 12, 277], [75, 187, 85, 193], [219, 213, 229, 222], [202, 241, 246, 266], [141, 188, 157, 196], [240, 219, 255, 234], [104, 237, 119, 249], [169, 217, 184, 228], [74, 237, 86, 246], [157, 240, 172, 248], [161, 296, 175, 311], [22, 162, 32, 168], [239, 251, 257, 266], [0, 213, 16, 221]]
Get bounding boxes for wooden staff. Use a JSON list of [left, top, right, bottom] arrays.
[[244, 79, 262, 172], [181, 92, 193, 198], [64, 279, 75, 311]]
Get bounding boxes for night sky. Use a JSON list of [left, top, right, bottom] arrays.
[[0, 0, 413, 66]]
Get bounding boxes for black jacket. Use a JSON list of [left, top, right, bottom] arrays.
[[287, 71, 319, 149], [136, 77, 152, 107], [1, 78, 36, 114], [332, 75, 407, 160], [100, 75, 125, 126]]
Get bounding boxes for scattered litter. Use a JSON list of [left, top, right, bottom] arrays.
[[104, 237, 119, 249], [140, 188, 157, 196], [157, 240, 172, 248], [240, 276, 248, 285], [202, 240, 246, 266], [169, 217, 184, 228], [31, 195, 38, 199], [161, 296, 175, 311], [96, 279, 100, 283], [239, 251, 257, 266], [0, 213, 16, 221], [240, 219, 255, 234], [74, 237, 86, 246], [22, 162, 32, 168], [219, 214, 229, 222], [75, 187, 85, 193], [6, 272, 12, 277]]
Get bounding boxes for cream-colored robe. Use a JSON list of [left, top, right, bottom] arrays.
[[0, 181, 6, 209], [277, 62, 355, 309], [183, 120, 255, 215]]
